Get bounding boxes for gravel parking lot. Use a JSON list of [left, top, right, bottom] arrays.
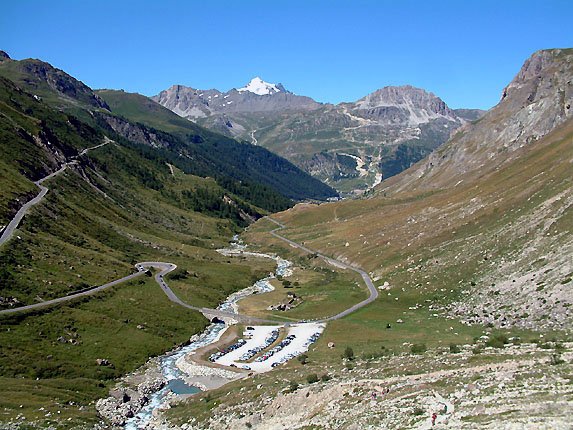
[[214, 323, 324, 372]]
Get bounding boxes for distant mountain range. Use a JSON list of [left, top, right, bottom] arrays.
[[0, 51, 337, 204], [153, 78, 485, 194], [152, 78, 319, 120]]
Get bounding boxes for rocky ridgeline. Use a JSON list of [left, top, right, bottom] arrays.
[[153, 78, 482, 192], [0, 51, 109, 110], [152, 82, 320, 120], [383, 48, 573, 193]]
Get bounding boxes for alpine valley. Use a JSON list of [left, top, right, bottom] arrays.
[[153, 78, 484, 194], [0, 46, 571, 430]]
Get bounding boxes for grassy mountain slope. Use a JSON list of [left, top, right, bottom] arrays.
[[163, 116, 572, 429], [0, 53, 337, 202], [0, 53, 109, 111], [0, 76, 279, 426], [246, 49, 572, 335], [95, 89, 338, 201], [0, 76, 105, 226]]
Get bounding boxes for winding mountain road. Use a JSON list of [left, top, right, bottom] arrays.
[[266, 216, 378, 322], [0, 139, 110, 247], [1, 144, 378, 323]]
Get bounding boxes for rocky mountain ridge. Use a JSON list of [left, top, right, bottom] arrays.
[[154, 80, 483, 193], [152, 80, 320, 118], [347, 84, 459, 125], [378, 48, 573, 194], [0, 50, 109, 110]]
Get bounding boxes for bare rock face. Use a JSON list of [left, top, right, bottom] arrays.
[[152, 81, 321, 119], [382, 48, 573, 193], [0, 50, 10, 61], [348, 85, 459, 125]]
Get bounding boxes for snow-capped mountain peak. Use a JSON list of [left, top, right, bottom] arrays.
[[237, 77, 281, 95]]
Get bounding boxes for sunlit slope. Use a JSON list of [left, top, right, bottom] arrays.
[[378, 48, 573, 194], [253, 49, 572, 332], [0, 76, 279, 425]]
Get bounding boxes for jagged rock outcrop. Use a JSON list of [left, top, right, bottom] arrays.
[[346, 85, 459, 125], [96, 378, 166, 426], [94, 112, 177, 149], [380, 48, 573, 194]]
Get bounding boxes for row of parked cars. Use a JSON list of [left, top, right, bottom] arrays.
[[254, 334, 296, 362], [270, 331, 322, 368], [239, 329, 280, 361], [303, 331, 322, 348], [208, 338, 247, 362]]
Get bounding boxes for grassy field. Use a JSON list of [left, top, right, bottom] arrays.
[[0, 274, 207, 426], [237, 260, 367, 322]]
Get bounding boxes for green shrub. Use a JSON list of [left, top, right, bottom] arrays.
[[449, 343, 460, 353], [486, 334, 509, 348], [411, 344, 427, 354], [306, 373, 319, 384], [343, 346, 354, 360], [289, 381, 299, 392], [297, 354, 308, 365]]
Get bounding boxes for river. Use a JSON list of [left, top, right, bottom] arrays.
[[125, 237, 291, 429]]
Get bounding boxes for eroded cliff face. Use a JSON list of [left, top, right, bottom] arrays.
[[381, 48, 573, 194]]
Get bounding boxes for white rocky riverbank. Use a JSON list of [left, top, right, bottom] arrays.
[[95, 240, 292, 428]]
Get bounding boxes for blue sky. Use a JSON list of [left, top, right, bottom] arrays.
[[1, 1, 571, 109]]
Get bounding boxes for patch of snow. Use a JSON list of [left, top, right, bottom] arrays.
[[185, 107, 207, 118], [372, 172, 383, 187], [238, 77, 281, 96]]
